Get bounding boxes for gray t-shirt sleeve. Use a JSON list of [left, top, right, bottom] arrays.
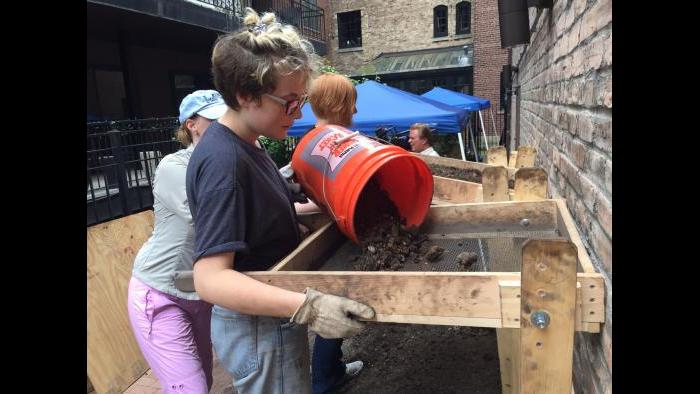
[[152, 156, 192, 223]]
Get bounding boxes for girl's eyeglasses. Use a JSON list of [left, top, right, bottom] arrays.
[[264, 93, 308, 116]]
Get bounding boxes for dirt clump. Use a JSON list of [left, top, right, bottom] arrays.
[[429, 164, 482, 183], [352, 177, 445, 271], [429, 164, 515, 189], [456, 251, 478, 270], [424, 245, 445, 261]]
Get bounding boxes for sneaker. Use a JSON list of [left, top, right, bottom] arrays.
[[344, 360, 363, 377], [329, 360, 364, 391]]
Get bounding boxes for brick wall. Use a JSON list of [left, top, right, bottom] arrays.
[[326, 0, 474, 74], [511, 0, 612, 392], [473, 0, 508, 118]]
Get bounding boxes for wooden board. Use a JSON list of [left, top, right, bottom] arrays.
[[87, 211, 154, 394], [245, 269, 601, 332], [421, 200, 559, 234], [514, 167, 548, 201], [578, 273, 605, 323], [520, 240, 577, 393], [509, 151, 518, 168], [555, 199, 596, 273], [482, 166, 510, 202], [499, 278, 603, 330], [416, 153, 517, 179], [514, 146, 536, 168], [497, 328, 521, 394], [499, 280, 521, 328], [270, 221, 344, 272], [247, 271, 517, 320], [432, 175, 483, 204], [487, 146, 508, 167]]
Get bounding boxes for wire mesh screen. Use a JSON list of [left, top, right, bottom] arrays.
[[319, 230, 566, 273]]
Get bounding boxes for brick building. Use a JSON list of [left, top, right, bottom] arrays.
[[509, 0, 612, 392], [325, 0, 508, 136], [87, 0, 328, 121]]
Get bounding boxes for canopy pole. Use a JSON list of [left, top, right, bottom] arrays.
[[479, 110, 489, 150], [458, 131, 466, 161], [489, 108, 497, 140], [469, 121, 480, 162]]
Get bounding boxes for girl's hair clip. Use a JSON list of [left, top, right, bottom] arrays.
[[251, 22, 266, 35]]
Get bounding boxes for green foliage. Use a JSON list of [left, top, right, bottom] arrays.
[[432, 134, 463, 159], [318, 59, 381, 86], [258, 136, 294, 168]]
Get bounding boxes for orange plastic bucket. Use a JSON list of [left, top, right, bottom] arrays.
[[291, 125, 434, 244]]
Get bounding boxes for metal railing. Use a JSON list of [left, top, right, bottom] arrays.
[[467, 110, 505, 162], [87, 118, 182, 227], [194, 0, 325, 41]]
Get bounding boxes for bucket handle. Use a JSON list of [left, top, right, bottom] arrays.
[[333, 131, 359, 145]]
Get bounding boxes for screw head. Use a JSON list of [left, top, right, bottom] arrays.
[[531, 310, 550, 329]]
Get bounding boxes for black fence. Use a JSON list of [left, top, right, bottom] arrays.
[[195, 0, 326, 42], [87, 118, 182, 227]]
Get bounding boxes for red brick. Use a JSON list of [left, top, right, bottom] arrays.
[[591, 221, 612, 274], [571, 139, 587, 168]]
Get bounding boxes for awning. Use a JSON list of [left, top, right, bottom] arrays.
[[350, 44, 473, 77], [421, 87, 491, 111], [287, 80, 468, 136]]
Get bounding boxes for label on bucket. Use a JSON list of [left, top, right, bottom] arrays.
[[301, 126, 382, 180]]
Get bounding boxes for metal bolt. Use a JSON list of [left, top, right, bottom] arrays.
[[531, 311, 550, 329], [520, 218, 530, 227]]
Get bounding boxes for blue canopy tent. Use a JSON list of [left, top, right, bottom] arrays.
[[421, 87, 494, 161], [421, 86, 490, 111], [288, 80, 470, 159]]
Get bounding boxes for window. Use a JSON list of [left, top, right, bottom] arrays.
[[171, 72, 215, 114], [302, 0, 321, 33], [87, 67, 127, 121], [456, 1, 471, 35], [173, 74, 196, 112], [433, 5, 448, 38], [337, 10, 362, 49]]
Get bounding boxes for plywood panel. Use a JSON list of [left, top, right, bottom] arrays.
[[87, 211, 154, 394]]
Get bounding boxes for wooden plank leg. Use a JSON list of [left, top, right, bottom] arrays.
[[519, 240, 577, 394], [514, 168, 548, 201], [481, 166, 510, 203], [498, 280, 521, 394], [497, 328, 521, 394], [487, 146, 508, 167], [514, 146, 537, 168], [484, 173, 519, 394]]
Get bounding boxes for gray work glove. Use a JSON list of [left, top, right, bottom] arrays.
[[280, 163, 309, 203], [287, 182, 309, 204], [279, 163, 294, 179], [291, 287, 375, 339]]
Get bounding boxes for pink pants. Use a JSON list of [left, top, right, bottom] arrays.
[[127, 276, 213, 393]]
